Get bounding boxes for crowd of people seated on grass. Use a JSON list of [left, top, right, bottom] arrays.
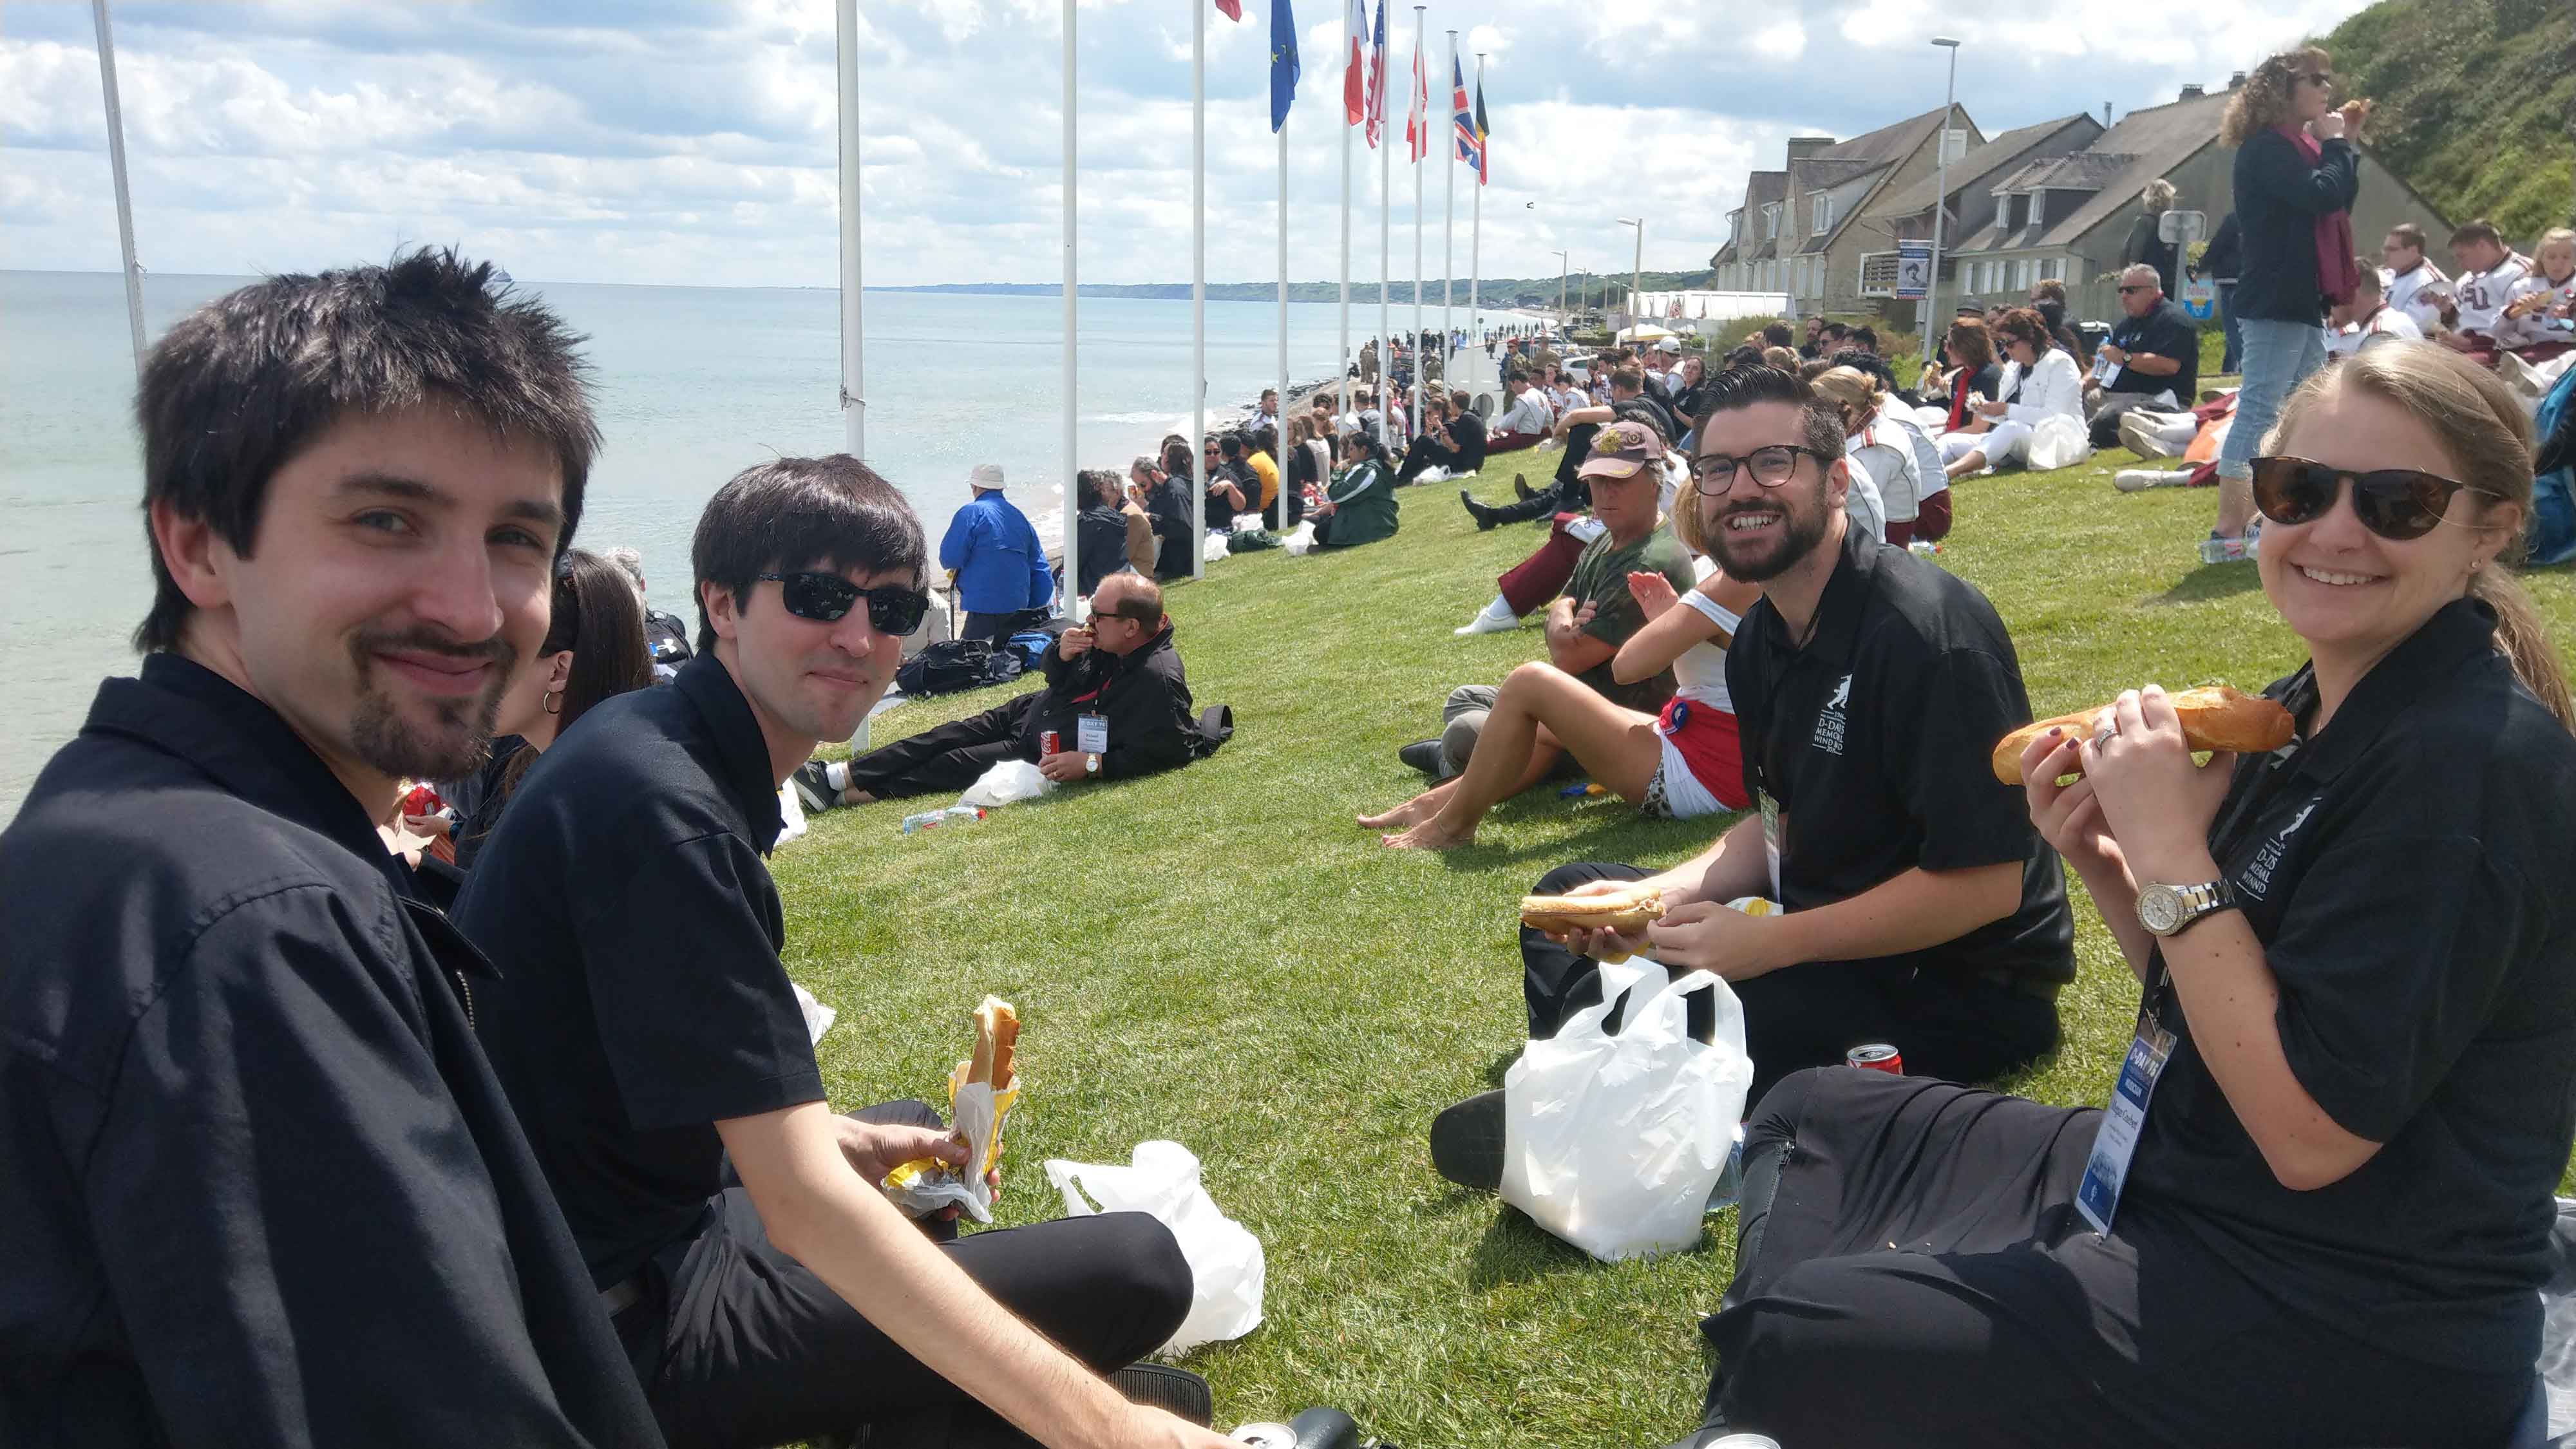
[[13, 33, 2576, 1449]]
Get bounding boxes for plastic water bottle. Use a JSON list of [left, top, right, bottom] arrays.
[[898, 810, 944, 835], [942, 805, 986, 823], [1908, 539, 1940, 556], [1705, 1124, 1747, 1214]]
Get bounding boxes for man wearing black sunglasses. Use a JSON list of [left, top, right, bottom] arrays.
[[806, 572, 1228, 806], [2085, 263, 2199, 450], [457, 459, 1221, 1449]]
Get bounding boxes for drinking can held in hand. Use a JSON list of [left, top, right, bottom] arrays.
[[1847, 1043, 1903, 1074]]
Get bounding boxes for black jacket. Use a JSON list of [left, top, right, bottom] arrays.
[[1146, 477, 1196, 580], [1076, 503, 1132, 596], [1443, 408, 1489, 471], [1019, 625, 1227, 780], [2199, 212, 2243, 283], [0, 656, 661, 1449], [2231, 129, 2358, 323]]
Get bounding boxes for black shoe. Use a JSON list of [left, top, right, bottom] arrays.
[[1513, 473, 1535, 501], [1460, 490, 1499, 531], [1397, 739, 1446, 776], [1429, 1088, 1505, 1191], [1111, 1363, 1213, 1426], [791, 759, 837, 813]]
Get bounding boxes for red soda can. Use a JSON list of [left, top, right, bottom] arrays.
[[1846, 1043, 1903, 1074], [1041, 730, 1062, 757], [401, 782, 444, 817]]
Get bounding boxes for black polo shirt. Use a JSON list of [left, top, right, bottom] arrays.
[[2125, 598, 2576, 1370], [2103, 296, 2199, 400], [457, 653, 825, 1290], [1726, 526, 2074, 986], [0, 654, 660, 1448]]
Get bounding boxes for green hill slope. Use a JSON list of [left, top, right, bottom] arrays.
[[2325, 0, 2573, 240]]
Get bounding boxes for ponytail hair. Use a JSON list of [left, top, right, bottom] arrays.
[[2271, 341, 2574, 730]]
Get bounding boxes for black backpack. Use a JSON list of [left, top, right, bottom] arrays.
[[895, 639, 1024, 699]]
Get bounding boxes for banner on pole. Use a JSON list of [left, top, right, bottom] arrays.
[[1895, 239, 1931, 300]]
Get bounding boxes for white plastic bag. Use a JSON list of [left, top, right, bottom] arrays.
[[2025, 412, 2092, 472], [790, 982, 837, 1045], [1202, 531, 1232, 564], [1283, 520, 1318, 556], [1045, 1141, 1264, 1353], [958, 759, 1054, 811], [1499, 959, 1754, 1262]]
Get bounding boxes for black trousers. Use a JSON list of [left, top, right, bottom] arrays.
[[842, 693, 1041, 802], [625, 1100, 1194, 1449], [960, 609, 1049, 644], [1690, 1070, 2529, 1448], [1519, 862, 2061, 1105], [1396, 436, 1470, 484]]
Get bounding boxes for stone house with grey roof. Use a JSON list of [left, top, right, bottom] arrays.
[[1709, 104, 1980, 317], [1843, 112, 2105, 316]]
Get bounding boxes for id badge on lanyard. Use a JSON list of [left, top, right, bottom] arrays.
[[2075, 979, 2178, 1236], [1075, 714, 1110, 755], [1757, 790, 1784, 899]]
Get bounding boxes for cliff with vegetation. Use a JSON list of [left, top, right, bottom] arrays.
[[2325, 0, 2573, 240]]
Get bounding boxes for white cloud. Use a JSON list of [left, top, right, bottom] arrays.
[[1, 0, 2386, 287]]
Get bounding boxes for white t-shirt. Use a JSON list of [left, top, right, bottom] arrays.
[[2325, 304, 2425, 361], [1493, 390, 1554, 435], [1668, 556, 1736, 714], [1839, 450, 1888, 542], [2383, 261, 2451, 334], [2497, 272, 2576, 351], [2454, 254, 2533, 337]]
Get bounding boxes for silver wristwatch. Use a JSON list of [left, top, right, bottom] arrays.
[[1084, 752, 1101, 776], [2136, 880, 2235, 938]]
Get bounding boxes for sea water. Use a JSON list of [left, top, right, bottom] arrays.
[[1, 269, 1454, 817]]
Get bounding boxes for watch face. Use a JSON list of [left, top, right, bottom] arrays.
[[2138, 884, 2186, 935]]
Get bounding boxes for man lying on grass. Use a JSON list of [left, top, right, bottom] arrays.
[[455, 456, 1226, 1449], [1429, 366, 2076, 1189]]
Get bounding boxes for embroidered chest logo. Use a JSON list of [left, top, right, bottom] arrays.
[[1813, 673, 1853, 755], [2238, 797, 2320, 902]]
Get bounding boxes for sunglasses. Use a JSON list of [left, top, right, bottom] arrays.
[[2117, 285, 2154, 294], [757, 572, 931, 635], [2248, 457, 2494, 541]]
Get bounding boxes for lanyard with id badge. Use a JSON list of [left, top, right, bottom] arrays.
[[2074, 972, 2178, 1236], [1075, 714, 1109, 756]]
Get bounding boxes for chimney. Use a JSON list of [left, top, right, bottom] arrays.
[[2229, 70, 2248, 89], [2103, 102, 2113, 126], [2179, 83, 2205, 100], [1786, 136, 1835, 162]]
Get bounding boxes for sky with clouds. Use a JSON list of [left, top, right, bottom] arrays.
[[4, 0, 2380, 289]]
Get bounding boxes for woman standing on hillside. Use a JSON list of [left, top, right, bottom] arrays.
[[2206, 46, 2367, 565]]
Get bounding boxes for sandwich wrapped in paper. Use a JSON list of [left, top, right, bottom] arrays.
[[884, 996, 1021, 1223]]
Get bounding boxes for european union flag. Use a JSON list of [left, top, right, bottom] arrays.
[[1270, 0, 1300, 133]]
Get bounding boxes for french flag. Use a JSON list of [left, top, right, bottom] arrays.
[[1343, 0, 1368, 128]]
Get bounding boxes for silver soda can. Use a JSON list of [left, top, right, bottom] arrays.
[[1231, 1425, 1298, 1449]]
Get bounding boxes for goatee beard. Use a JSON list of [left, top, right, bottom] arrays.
[[346, 625, 516, 782]]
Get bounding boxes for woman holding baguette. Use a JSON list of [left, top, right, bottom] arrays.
[[1680, 341, 2576, 1447]]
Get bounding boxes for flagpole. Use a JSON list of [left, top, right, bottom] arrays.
[[1469, 52, 1483, 371], [1443, 30, 1457, 386], [1190, 0, 1208, 579], [90, 0, 146, 378], [1276, 122, 1291, 532], [833, 0, 866, 460], [1339, 3, 1353, 422], [1063, 0, 1082, 611], [1377, 32, 1390, 452], [1409, 5, 1425, 443]]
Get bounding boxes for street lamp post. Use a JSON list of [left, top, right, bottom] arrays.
[[1926, 36, 1962, 374], [1617, 218, 1642, 339], [1549, 248, 1567, 337]]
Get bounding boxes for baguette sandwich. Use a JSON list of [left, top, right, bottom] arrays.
[[1991, 685, 2293, 784], [1520, 883, 1665, 962]]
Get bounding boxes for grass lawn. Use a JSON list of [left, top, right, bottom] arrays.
[[778, 442, 2576, 1446]]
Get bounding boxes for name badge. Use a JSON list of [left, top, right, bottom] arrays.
[[1075, 714, 1110, 755], [1757, 790, 1783, 899], [2074, 997, 2177, 1236]]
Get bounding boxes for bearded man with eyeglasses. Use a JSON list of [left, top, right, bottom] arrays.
[[1430, 367, 2079, 1196], [455, 457, 1231, 1449]]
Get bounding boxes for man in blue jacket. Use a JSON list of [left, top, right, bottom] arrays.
[[938, 462, 1053, 641]]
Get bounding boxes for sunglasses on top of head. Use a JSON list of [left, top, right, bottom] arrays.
[[2248, 457, 2497, 542], [756, 572, 931, 636]]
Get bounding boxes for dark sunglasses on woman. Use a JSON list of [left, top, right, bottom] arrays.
[[755, 571, 932, 636], [2249, 456, 2496, 542]]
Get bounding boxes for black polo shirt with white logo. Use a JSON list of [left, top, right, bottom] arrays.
[[2124, 597, 2576, 1370], [0, 654, 661, 1448], [457, 653, 826, 1290], [1726, 526, 2074, 986]]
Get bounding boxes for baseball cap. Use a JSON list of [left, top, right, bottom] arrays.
[[1577, 420, 1667, 482], [1655, 337, 1683, 354], [969, 462, 1007, 489]]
